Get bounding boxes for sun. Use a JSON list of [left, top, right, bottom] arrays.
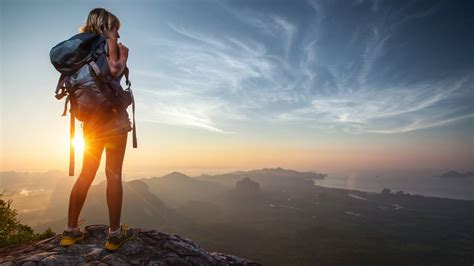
[[72, 134, 85, 154]]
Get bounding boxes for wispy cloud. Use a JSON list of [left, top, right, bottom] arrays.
[[133, 0, 473, 135], [272, 74, 474, 134], [357, 26, 391, 88], [135, 86, 236, 134], [223, 5, 297, 58]]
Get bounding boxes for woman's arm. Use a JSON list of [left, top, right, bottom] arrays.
[[106, 37, 129, 79]]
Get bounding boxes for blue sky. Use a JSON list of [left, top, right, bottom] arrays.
[[1, 0, 473, 176], [127, 0, 474, 135]]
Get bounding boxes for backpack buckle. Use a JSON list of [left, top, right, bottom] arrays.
[[55, 90, 67, 100], [55, 84, 69, 100]]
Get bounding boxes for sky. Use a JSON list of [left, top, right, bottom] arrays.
[[0, 0, 473, 178]]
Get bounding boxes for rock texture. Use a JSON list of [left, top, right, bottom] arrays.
[[0, 224, 261, 265]]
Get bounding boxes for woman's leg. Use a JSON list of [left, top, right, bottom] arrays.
[[67, 130, 105, 228], [105, 132, 128, 231]]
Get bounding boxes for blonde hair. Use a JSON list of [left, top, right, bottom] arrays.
[[79, 7, 120, 37]]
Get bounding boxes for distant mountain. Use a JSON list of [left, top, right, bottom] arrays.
[[194, 167, 324, 191], [160, 171, 194, 181], [440, 170, 474, 178], [226, 177, 266, 208], [140, 171, 229, 208]]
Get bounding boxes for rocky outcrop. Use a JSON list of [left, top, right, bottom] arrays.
[[0, 224, 261, 265]]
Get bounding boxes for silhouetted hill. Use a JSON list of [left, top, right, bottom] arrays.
[[161, 171, 194, 181], [235, 177, 260, 195], [0, 224, 261, 265], [140, 171, 228, 208]]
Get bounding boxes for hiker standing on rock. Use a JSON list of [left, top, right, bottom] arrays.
[[58, 7, 136, 251]]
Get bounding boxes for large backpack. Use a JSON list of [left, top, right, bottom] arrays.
[[50, 32, 137, 176]]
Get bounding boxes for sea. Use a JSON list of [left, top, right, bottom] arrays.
[[313, 171, 474, 201]]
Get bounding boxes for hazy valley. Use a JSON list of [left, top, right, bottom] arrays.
[[1, 168, 473, 265]]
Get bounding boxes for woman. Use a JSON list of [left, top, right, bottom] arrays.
[[59, 7, 136, 251]]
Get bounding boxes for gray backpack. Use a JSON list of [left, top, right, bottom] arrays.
[[50, 32, 137, 176]]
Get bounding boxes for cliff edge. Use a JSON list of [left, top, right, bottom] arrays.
[[0, 224, 261, 265]]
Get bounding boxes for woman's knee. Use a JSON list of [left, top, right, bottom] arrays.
[[78, 166, 98, 180], [106, 169, 122, 181], [74, 173, 95, 191]]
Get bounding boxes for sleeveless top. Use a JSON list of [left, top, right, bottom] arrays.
[[82, 35, 132, 139]]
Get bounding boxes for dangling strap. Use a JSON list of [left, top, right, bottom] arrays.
[[130, 87, 137, 148], [55, 73, 68, 100], [54, 73, 74, 175], [124, 66, 137, 148], [62, 95, 70, 116], [123, 66, 131, 88], [69, 109, 75, 176]]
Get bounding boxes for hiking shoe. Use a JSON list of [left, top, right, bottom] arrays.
[[104, 224, 136, 251], [59, 229, 84, 246], [59, 219, 86, 247]]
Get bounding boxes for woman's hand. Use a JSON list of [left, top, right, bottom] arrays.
[[107, 38, 128, 79], [118, 42, 129, 64]]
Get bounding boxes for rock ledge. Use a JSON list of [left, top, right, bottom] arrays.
[[0, 224, 261, 265]]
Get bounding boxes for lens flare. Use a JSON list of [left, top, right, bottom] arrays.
[[72, 135, 85, 154]]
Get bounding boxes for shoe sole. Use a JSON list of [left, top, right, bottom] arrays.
[[104, 234, 136, 251], [59, 234, 85, 246]]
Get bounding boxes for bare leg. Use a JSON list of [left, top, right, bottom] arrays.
[[105, 132, 128, 231], [67, 131, 105, 228]]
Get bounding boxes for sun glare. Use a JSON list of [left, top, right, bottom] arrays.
[[72, 135, 85, 154]]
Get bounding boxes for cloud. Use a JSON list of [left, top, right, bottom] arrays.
[[222, 5, 297, 58], [357, 26, 391, 87], [271, 74, 474, 134], [270, 15, 297, 58], [134, 1, 473, 135], [135, 87, 237, 134]]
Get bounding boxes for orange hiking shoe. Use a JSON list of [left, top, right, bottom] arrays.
[[104, 224, 136, 251], [59, 218, 86, 247]]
